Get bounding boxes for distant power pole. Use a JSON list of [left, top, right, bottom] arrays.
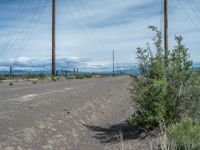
[[9, 66, 13, 77], [73, 68, 76, 76], [62, 68, 64, 75], [52, 0, 56, 75], [77, 68, 79, 75], [113, 50, 115, 75], [164, 0, 168, 67]]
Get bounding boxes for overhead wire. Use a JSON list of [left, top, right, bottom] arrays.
[[12, 0, 41, 59], [0, 0, 23, 50], [176, 0, 200, 32], [62, 0, 100, 51], [68, 0, 118, 64], [16, 0, 49, 60], [0, 0, 30, 56], [71, 0, 109, 53], [0, 0, 49, 70], [189, 0, 200, 15], [71, 1, 103, 42], [13, 0, 49, 67], [1, 0, 32, 57], [186, 0, 200, 24]]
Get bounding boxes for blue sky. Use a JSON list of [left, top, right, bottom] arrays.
[[0, 0, 200, 71]]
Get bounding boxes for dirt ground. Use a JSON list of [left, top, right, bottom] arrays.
[[0, 76, 157, 150]]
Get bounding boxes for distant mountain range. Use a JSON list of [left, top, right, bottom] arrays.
[[0, 57, 139, 75], [0, 57, 199, 75], [0, 65, 199, 75], [0, 67, 139, 75]]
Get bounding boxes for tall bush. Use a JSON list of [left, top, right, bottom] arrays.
[[128, 26, 197, 128]]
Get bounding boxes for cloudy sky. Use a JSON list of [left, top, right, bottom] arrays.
[[0, 0, 200, 71]]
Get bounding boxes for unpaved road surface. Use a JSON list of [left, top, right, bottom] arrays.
[[0, 76, 155, 150]]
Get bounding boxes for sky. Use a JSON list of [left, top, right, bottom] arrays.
[[0, 0, 200, 72]]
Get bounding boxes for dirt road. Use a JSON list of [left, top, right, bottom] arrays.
[[0, 76, 155, 150]]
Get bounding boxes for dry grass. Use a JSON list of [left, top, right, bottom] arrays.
[[159, 118, 200, 150]]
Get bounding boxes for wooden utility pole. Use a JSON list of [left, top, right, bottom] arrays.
[[52, 0, 56, 75], [164, 0, 168, 67], [73, 68, 76, 76], [113, 50, 115, 75], [9, 66, 13, 77], [77, 68, 79, 75]]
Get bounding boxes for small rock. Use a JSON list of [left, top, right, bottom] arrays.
[[32, 81, 37, 84]]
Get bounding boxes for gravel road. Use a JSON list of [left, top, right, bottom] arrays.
[[0, 76, 156, 150]]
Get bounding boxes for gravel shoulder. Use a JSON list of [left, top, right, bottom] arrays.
[[0, 76, 156, 150]]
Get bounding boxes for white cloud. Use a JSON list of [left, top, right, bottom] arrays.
[[0, 0, 200, 71], [0, 56, 135, 73]]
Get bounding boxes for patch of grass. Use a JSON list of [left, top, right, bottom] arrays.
[[6, 74, 47, 80], [65, 73, 113, 79], [0, 75, 4, 80], [0, 73, 116, 81], [160, 118, 200, 150], [75, 74, 93, 79], [51, 77, 58, 82]]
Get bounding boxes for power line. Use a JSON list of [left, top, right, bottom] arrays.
[[14, 0, 42, 57], [72, 1, 102, 41], [1, 0, 49, 70], [186, 0, 200, 24], [189, 0, 200, 15], [0, 0, 31, 56], [0, 0, 33, 57], [0, 0, 23, 49], [71, 0, 110, 57], [62, 0, 100, 51], [16, 0, 49, 60], [176, 0, 200, 32]]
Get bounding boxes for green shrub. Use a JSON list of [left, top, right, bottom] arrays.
[[128, 26, 197, 128], [161, 118, 200, 150], [128, 78, 168, 128]]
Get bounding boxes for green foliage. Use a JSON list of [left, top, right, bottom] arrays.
[[38, 74, 46, 79], [180, 73, 200, 122], [0, 75, 4, 80], [71, 73, 112, 79], [128, 78, 168, 128], [129, 26, 197, 128], [164, 118, 200, 150], [9, 74, 46, 80], [75, 74, 93, 79]]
